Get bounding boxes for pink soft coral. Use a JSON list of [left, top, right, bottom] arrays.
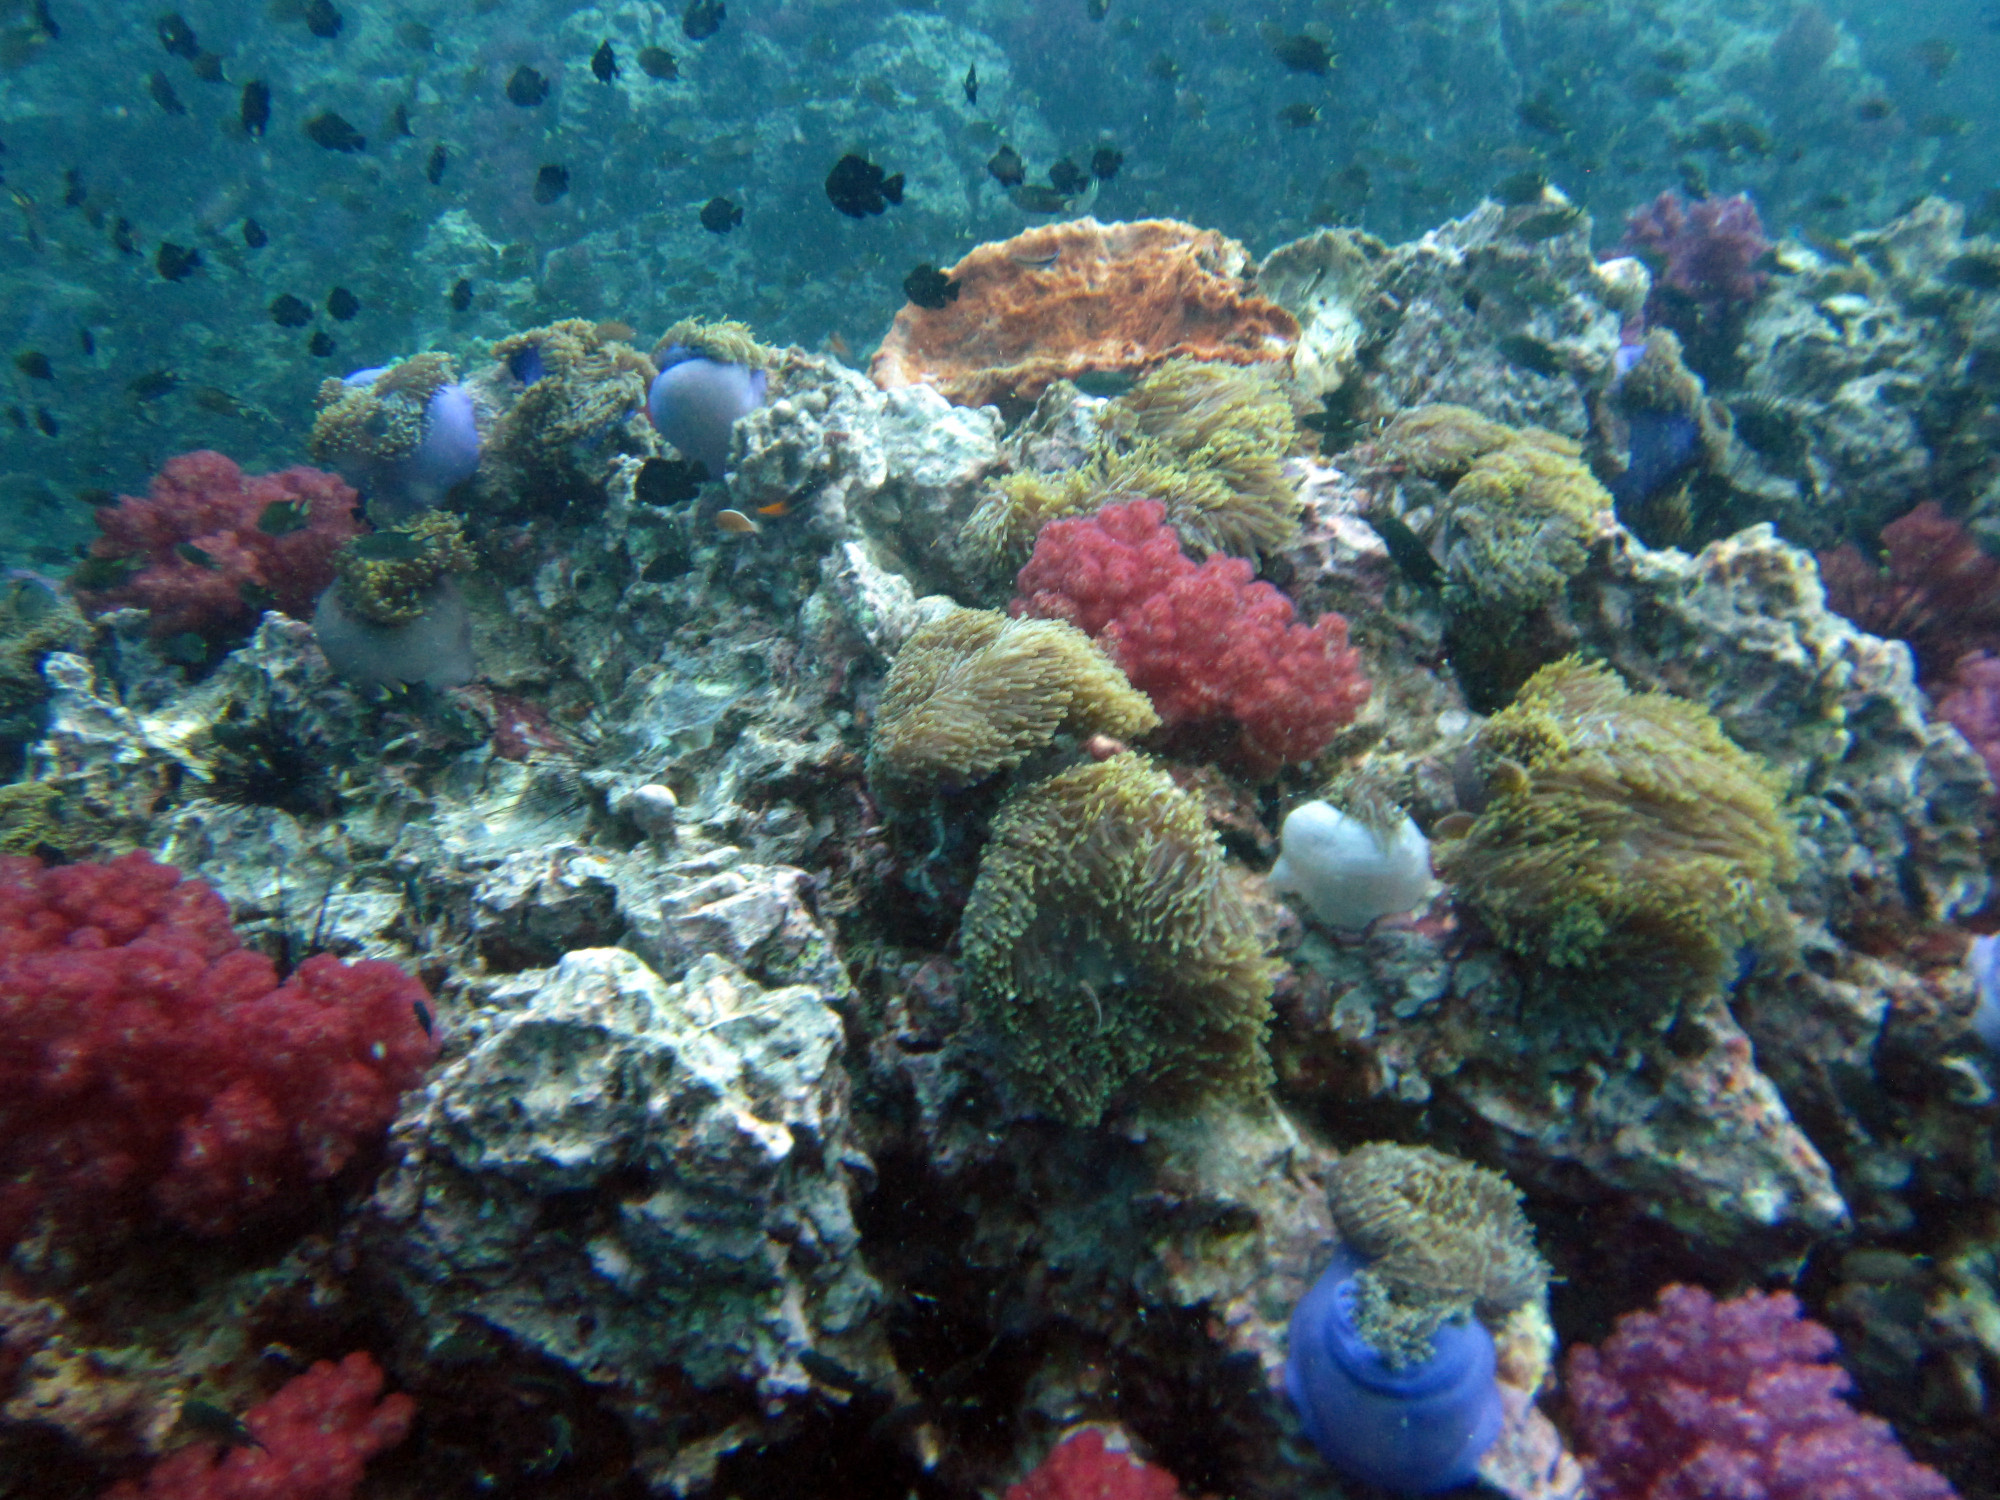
[[1936, 651, 2000, 790], [1005, 1428, 1188, 1500], [72, 450, 361, 642], [0, 852, 437, 1247], [1818, 501, 2000, 689], [104, 1352, 414, 1500], [1565, 1284, 1957, 1500], [1012, 499, 1368, 772], [1619, 191, 1772, 319]]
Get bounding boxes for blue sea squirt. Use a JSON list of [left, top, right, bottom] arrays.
[[1286, 1247, 1502, 1495], [645, 318, 774, 478], [1286, 1143, 1549, 1494]]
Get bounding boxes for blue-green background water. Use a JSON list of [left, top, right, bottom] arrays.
[[0, 0, 1994, 570]]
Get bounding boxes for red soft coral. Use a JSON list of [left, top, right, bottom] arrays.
[[1013, 497, 1195, 636], [1565, 1284, 1957, 1500], [72, 450, 361, 642], [0, 852, 437, 1247], [1012, 499, 1368, 772], [1818, 501, 2000, 688], [104, 1352, 414, 1500], [1006, 1428, 1188, 1500]]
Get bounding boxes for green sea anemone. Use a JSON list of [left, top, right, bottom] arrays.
[[956, 358, 1306, 589], [1328, 1142, 1547, 1362], [866, 605, 1157, 803], [1434, 657, 1794, 1016], [961, 752, 1277, 1124]]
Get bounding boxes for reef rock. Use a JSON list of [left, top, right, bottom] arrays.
[[1261, 195, 1626, 442], [367, 946, 884, 1494], [1276, 517, 1993, 1267], [1720, 198, 2000, 551]]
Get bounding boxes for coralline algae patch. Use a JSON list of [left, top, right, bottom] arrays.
[[5, 194, 2000, 1500]]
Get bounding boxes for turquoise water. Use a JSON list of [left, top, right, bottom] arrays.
[[0, 0, 1990, 564]]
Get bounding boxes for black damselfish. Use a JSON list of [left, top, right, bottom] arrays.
[[683, 0, 724, 40], [241, 79, 270, 136], [303, 0, 342, 39], [903, 264, 959, 310], [304, 111, 364, 152], [826, 154, 903, 217]]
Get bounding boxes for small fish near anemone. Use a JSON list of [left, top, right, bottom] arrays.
[[1285, 1248, 1503, 1495], [647, 347, 767, 477]]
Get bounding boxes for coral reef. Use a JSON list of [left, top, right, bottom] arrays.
[[1819, 500, 2000, 687], [1272, 512, 1987, 1262], [103, 1353, 415, 1500], [367, 946, 883, 1491], [70, 451, 361, 644], [1619, 191, 1773, 337], [11, 178, 2000, 1500], [1565, 1284, 1958, 1500], [1255, 196, 1628, 443], [1383, 410, 1611, 616], [0, 575, 86, 771], [960, 357, 1306, 589], [1595, 328, 1725, 545], [1013, 499, 1369, 772], [0, 850, 436, 1245], [1938, 652, 2000, 793], [959, 753, 1276, 1125], [1434, 657, 1794, 1016], [1094, 359, 1304, 555], [865, 603, 1157, 803], [1367, 404, 1616, 706], [871, 219, 1299, 410], [1254, 228, 1384, 399], [1715, 199, 2000, 550]]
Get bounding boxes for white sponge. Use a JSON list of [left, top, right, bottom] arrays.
[[1268, 800, 1433, 931]]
